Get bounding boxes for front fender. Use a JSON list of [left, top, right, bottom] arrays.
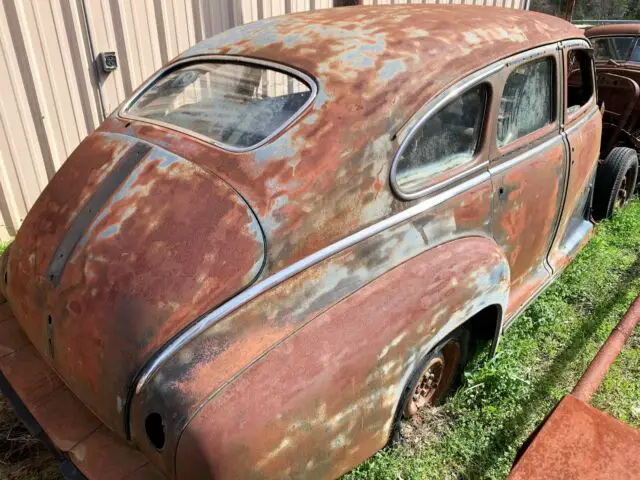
[[176, 236, 509, 480]]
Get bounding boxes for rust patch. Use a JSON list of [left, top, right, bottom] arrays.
[[509, 395, 640, 480], [6, 139, 265, 436], [175, 238, 509, 480]]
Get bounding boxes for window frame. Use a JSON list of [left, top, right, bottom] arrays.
[[563, 40, 597, 127], [118, 55, 318, 153], [390, 63, 500, 201], [493, 45, 561, 159]]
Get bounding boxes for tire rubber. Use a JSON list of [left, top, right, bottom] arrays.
[[593, 147, 638, 221]]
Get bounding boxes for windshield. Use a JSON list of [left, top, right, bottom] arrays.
[[124, 61, 314, 149], [592, 36, 636, 62]]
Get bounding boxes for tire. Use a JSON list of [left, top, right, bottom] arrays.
[[389, 327, 470, 445], [592, 147, 639, 221]]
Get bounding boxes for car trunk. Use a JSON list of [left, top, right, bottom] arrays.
[[2, 132, 265, 437]]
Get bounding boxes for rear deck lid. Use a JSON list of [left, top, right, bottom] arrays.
[[5, 132, 265, 435]]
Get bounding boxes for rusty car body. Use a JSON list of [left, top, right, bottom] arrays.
[[586, 24, 640, 156], [0, 5, 621, 479]]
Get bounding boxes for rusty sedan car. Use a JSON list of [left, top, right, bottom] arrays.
[[0, 5, 631, 480]]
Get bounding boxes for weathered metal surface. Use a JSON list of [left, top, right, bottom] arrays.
[[572, 293, 640, 402], [509, 395, 640, 480], [5, 132, 265, 435], [491, 134, 567, 320], [586, 23, 640, 36], [131, 179, 503, 473], [0, 312, 163, 479], [0, 5, 595, 479], [510, 292, 640, 479], [175, 238, 509, 480], [111, 5, 581, 273], [585, 27, 640, 158], [548, 109, 601, 271]]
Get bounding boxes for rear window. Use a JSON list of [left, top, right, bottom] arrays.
[[123, 61, 314, 150]]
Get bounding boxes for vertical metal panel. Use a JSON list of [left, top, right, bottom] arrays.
[[0, 0, 525, 240], [0, 0, 102, 241]]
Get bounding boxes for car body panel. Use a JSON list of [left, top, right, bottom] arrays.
[[491, 136, 567, 321], [131, 175, 501, 473], [113, 5, 581, 274], [175, 238, 509, 480], [487, 46, 569, 321], [0, 304, 163, 479], [548, 108, 601, 270], [4, 132, 265, 435]]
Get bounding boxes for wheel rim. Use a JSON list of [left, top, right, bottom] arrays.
[[615, 168, 635, 210], [404, 340, 461, 419]]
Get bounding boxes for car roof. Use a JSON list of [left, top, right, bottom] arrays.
[[180, 5, 583, 134], [586, 23, 640, 37]]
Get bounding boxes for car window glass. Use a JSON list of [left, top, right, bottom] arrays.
[[567, 49, 595, 115], [629, 42, 640, 63], [395, 84, 487, 194], [497, 58, 555, 148], [125, 62, 312, 149], [592, 36, 635, 61]]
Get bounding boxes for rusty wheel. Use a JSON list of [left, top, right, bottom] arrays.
[[615, 167, 635, 210], [390, 328, 469, 444], [593, 147, 638, 221], [404, 339, 461, 419]]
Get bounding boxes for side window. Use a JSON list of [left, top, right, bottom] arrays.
[[497, 57, 555, 148], [567, 49, 595, 115], [629, 40, 640, 63], [592, 37, 635, 62], [394, 84, 487, 195]]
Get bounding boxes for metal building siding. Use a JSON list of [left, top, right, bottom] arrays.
[[0, 0, 524, 241]]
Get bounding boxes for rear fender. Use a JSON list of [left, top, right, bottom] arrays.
[[175, 236, 510, 480], [131, 177, 503, 474]]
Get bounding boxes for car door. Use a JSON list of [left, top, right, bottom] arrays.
[[548, 40, 601, 271], [488, 44, 568, 322]]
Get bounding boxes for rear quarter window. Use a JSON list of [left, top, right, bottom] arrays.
[[393, 84, 488, 196], [123, 60, 315, 150]]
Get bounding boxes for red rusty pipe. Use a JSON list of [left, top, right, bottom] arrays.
[[572, 293, 640, 402]]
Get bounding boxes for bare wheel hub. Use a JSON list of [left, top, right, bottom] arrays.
[[405, 355, 444, 417], [405, 340, 461, 419]]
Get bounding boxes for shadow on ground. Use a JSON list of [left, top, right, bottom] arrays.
[[461, 255, 640, 479]]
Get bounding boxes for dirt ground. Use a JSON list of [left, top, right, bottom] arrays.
[[0, 396, 60, 480]]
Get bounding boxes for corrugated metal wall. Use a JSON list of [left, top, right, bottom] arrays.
[[0, 0, 524, 241]]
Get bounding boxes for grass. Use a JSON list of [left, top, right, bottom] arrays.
[[0, 201, 639, 479], [346, 198, 640, 480]]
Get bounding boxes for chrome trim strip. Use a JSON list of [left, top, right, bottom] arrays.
[[134, 170, 491, 393], [489, 133, 564, 176], [118, 55, 318, 154], [565, 105, 599, 136], [502, 43, 562, 69]]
